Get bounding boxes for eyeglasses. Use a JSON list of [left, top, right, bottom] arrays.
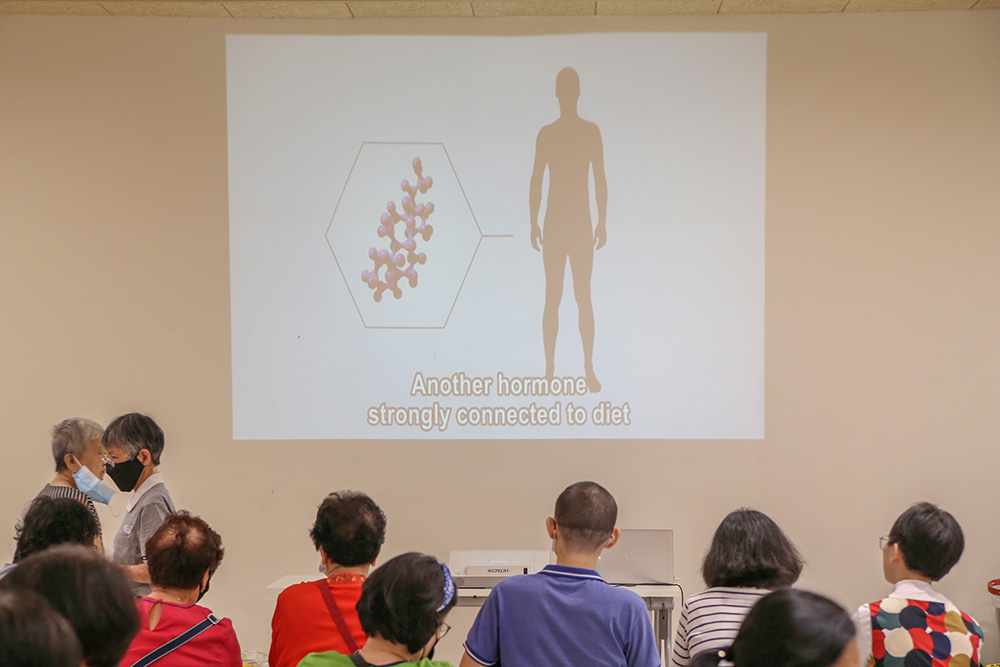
[[879, 536, 890, 550], [437, 623, 451, 641]]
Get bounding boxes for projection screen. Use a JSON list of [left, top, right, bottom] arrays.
[[227, 33, 766, 440]]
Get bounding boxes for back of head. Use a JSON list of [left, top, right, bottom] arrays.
[[145, 511, 224, 589], [14, 496, 100, 563], [554, 481, 617, 552], [102, 412, 165, 464], [0, 544, 139, 667], [51, 418, 104, 472], [701, 508, 803, 589], [889, 502, 964, 581], [356, 552, 457, 654], [0, 588, 82, 667], [690, 589, 855, 667], [310, 490, 386, 566]]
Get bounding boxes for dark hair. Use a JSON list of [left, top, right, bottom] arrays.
[[13, 497, 100, 563], [0, 545, 139, 667], [701, 508, 803, 589], [356, 552, 457, 654], [0, 588, 83, 667], [146, 511, 224, 590], [554, 481, 617, 552], [888, 502, 963, 581], [309, 491, 386, 567], [690, 589, 855, 667], [102, 413, 165, 465]]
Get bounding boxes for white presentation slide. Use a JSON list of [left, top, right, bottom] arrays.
[[227, 33, 766, 440]]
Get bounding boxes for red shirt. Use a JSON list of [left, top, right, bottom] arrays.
[[269, 575, 368, 667], [120, 598, 241, 667]]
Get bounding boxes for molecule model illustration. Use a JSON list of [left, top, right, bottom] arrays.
[[361, 157, 435, 302]]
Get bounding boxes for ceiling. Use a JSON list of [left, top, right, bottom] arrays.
[[1, 0, 997, 18]]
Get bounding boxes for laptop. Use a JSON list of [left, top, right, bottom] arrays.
[[595, 528, 673, 585]]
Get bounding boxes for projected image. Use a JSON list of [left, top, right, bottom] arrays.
[[531, 67, 606, 393], [326, 143, 482, 329], [227, 33, 766, 440]]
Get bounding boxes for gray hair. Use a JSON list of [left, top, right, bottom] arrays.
[[51, 418, 104, 472]]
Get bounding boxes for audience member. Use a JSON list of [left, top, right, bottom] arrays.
[[460, 481, 659, 667], [690, 588, 858, 667], [102, 412, 175, 595], [270, 490, 387, 667], [0, 588, 83, 667], [0, 544, 139, 667], [298, 552, 456, 667], [10, 496, 100, 568], [26, 417, 107, 553], [120, 511, 240, 666], [854, 502, 983, 667], [672, 508, 803, 666]]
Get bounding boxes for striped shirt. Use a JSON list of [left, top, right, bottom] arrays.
[[670, 586, 769, 667], [34, 484, 102, 536]]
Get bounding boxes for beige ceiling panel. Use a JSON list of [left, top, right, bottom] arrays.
[[347, 0, 473, 17], [224, 1, 352, 17], [100, 1, 231, 16], [845, 0, 973, 9], [0, 1, 108, 14], [721, 0, 845, 12], [598, 0, 721, 14], [473, 0, 595, 16], [971, 0, 1000, 7]]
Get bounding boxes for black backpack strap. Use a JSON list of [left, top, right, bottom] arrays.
[[130, 613, 221, 667]]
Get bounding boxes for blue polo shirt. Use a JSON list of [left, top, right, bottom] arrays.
[[463, 564, 660, 667]]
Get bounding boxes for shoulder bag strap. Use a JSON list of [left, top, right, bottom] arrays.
[[130, 613, 222, 667], [349, 652, 370, 667], [315, 579, 360, 654]]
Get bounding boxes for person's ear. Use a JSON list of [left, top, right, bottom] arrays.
[[200, 569, 211, 591], [64, 453, 81, 473], [888, 543, 905, 564], [605, 527, 621, 549], [138, 449, 152, 466], [546, 517, 557, 540]]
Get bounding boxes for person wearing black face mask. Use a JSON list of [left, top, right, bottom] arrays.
[[119, 511, 242, 667], [102, 413, 175, 596]]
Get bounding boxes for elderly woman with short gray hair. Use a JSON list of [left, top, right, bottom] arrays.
[[23, 418, 109, 554], [102, 412, 175, 596]]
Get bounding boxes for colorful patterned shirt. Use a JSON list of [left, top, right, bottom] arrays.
[[855, 581, 983, 667]]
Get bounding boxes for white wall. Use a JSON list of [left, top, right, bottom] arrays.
[[1, 10, 999, 664]]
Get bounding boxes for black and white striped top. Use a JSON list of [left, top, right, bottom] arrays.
[[34, 484, 103, 536], [670, 586, 769, 667]]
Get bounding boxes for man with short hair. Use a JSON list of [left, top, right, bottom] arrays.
[[854, 502, 983, 667], [269, 490, 387, 667], [460, 481, 660, 667], [102, 412, 175, 595]]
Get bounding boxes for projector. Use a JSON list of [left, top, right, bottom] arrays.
[[449, 550, 553, 589]]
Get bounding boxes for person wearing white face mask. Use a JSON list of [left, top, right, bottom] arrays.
[[23, 418, 109, 554]]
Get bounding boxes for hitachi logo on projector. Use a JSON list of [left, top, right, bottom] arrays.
[[466, 564, 528, 576]]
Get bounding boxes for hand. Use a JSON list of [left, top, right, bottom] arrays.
[[530, 224, 543, 251], [594, 223, 607, 250]]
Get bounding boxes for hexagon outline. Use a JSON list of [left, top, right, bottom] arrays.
[[325, 141, 483, 329]]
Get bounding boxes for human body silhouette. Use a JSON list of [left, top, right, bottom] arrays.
[[530, 67, 607, 393]]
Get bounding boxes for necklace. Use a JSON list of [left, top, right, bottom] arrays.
[[151, 588, 185, 602]]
